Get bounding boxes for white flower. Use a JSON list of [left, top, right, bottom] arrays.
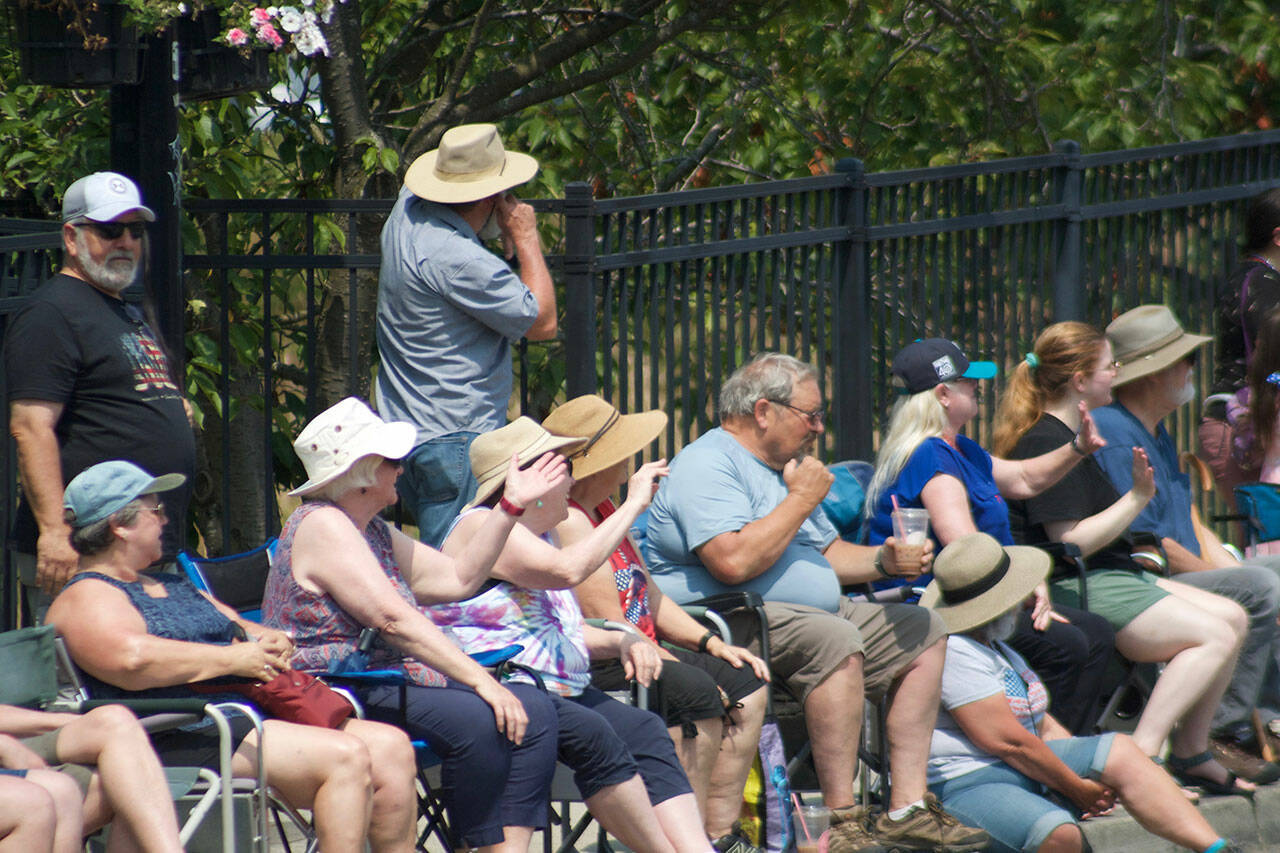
[[277, 6, 304, 32], [292, 21, 328, 56], [301, 0, 313, 6], [178, 3, 187, 12], [267, 6, 279, 16]]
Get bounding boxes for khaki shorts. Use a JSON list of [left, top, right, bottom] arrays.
[[726, 599, 945, 704], [21, 730, 93, 795]]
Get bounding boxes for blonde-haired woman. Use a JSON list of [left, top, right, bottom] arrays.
[[995, 321, 1257, 795], [864, 338, 1115, 735]]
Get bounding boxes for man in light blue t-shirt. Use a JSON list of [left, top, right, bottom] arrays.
[[645, 352, 987, 853], [376, 124, 558, 547]]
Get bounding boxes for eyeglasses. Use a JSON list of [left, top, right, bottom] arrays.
[[768, 399, 826, 427], [139, 501, 166, 519], [76, 220, 147, 241]]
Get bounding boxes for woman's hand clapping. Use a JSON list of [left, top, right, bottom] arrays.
[[622, 460, 669, 512], [1073, 403, 1107, 455], [1130, 447, 1156, 501]]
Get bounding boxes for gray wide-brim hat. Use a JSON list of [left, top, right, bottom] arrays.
[[919, 532, 1050, 634], [1107, 304, 1212, 386]]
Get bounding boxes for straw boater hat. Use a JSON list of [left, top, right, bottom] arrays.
[[404, 124, 539, 205], [464, 417, 585, 510], [919, 532, 1050, 634], [542, 395, 668, 481], [1106, 305, 1212, 387], [289, 397, 417, 497]]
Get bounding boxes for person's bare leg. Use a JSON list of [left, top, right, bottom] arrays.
[[1097, 734, 1219, 850], [54, 705, 181, 852], [1115, 587, 1245, 758], [1035, 823, 1084, 853], [585, 775, 677, 853], [477, 825, 535, 853], [705, 686, 767, 839], [0, 776, 56, 853], [654, 792, 715, 853], [233, 721, 373, 853], [671, 717, 720, 832], [339, 718, 417, 853], [803, 654, 864, 808], [21, 769, 82, 853], [881, 638, 945, 811]]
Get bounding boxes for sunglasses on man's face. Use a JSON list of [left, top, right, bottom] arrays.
[[78, 221, 147, 241]]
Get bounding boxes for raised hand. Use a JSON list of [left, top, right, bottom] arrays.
[[622, 460, 669, 511], [1073, 402, 1107, 455], [502, 452, 569, 512], [782, 456, 834, 508], [1130, 447, 1156, 501]]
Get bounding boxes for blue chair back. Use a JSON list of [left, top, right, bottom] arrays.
[[177, 539, 278, 623], [820, 460, 875, 544], [1234, 483, 1280, 544]]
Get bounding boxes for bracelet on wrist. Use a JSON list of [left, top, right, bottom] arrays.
[[697, 629, 716, 653], [499, 496, 526, 517], [1071, 433, 1087, 456], [873, 545, 889, 578]]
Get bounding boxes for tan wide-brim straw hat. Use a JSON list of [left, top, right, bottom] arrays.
[[289, 397, 417, 497], [919, 532, 1050, 635], [542, 395, 668, 481], [465, 417, 585, 510], [404, 124, 539, 205], [1106, 304, 1212, 387]]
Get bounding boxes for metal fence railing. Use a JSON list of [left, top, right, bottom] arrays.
[[6, 129, 1280, 628]]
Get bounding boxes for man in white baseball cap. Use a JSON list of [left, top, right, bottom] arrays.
[[4, 172, 194, 615], [375, 123, 558, 547]]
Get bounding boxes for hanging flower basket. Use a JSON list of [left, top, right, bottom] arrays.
[[176, 9, 269, 102], [10, 0, 143, 87]]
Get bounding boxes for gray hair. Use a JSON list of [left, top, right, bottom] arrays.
[[67, 500, 143, 556], [309, 455, 384, 502], [718, 352, 818, 420]]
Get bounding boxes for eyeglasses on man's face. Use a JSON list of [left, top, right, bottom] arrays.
[[768, 399, 826, 428]]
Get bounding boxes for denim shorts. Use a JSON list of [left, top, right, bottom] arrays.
[[930, 733, 1115, 853]]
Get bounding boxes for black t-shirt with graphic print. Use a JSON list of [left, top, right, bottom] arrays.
[[5, 273, 195, 559]]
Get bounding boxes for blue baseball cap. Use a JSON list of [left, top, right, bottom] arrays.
[[892, 338, 998, 395], [63, 461, 186, 528]]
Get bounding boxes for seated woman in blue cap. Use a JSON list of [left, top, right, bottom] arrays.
[[923, 532, 1239, 853], [864, 338, 1116, 736], [46, 459, 419, 853]]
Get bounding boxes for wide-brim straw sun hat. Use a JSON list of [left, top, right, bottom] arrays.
[[404, 124, 539, 205], [465, 417, 585, 509], [1107, 304, 1212, 387], [541, 395, 667, 481], [289, 397, 417, 497], [919, 532, 1050, 634]]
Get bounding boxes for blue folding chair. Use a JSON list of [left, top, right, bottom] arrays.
[[177, 539, 278, 623]]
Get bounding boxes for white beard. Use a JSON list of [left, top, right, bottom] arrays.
[[977, 609, 1019, 643], [477, 210, 502, 241], [75, 230, 139, 293], [1174, 374, 1196, 407]]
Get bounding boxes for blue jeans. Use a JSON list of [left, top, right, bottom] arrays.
[[931, 734, 1115, 853], [397, 432, 479, 548]]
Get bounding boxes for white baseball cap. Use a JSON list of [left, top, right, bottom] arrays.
[[62, 172, 156, 224]]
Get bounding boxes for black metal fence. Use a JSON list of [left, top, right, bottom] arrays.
[[6, 130, 1280, 628]]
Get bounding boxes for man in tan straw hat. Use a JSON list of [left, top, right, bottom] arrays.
[[376, 123, 557, 548], [921, 532, 1242, 853], [644, 352, 988, 853], [1093, 304, 1280, 781]]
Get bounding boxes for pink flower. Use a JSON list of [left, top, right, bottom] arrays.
[[225, 27, 249, 46], [250, 8, 271, 26], [256, 23, 284, 48]]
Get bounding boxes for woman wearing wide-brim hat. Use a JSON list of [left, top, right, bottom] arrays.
[[544, 395, 771, 853], [260, 397, 573, 853], [921, 533, 1241, 853], [433, 416, 715, 853]]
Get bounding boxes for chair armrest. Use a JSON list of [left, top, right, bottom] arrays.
[[1129, 531, 1168, 574], [688, 591, 764, 611], [1223, 543, 1245, 562]]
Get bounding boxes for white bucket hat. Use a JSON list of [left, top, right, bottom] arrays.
[[290, 397, 417, 497], [404, 124, 539, 205]]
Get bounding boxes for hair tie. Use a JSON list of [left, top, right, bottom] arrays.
[[1024, 352, 1039, 370]]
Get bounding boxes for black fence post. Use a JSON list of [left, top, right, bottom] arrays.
[[562, 182, 597, 398], [834, 158, 871, 462], [1052, 140, 1084, 322]]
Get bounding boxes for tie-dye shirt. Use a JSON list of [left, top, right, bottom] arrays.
[[569, 498, 656, 641], [426, 509, 591, 697]]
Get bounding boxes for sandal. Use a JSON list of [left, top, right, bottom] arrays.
[[1167, 750, 1255, 798], [1150, 755, 1200, 803]]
